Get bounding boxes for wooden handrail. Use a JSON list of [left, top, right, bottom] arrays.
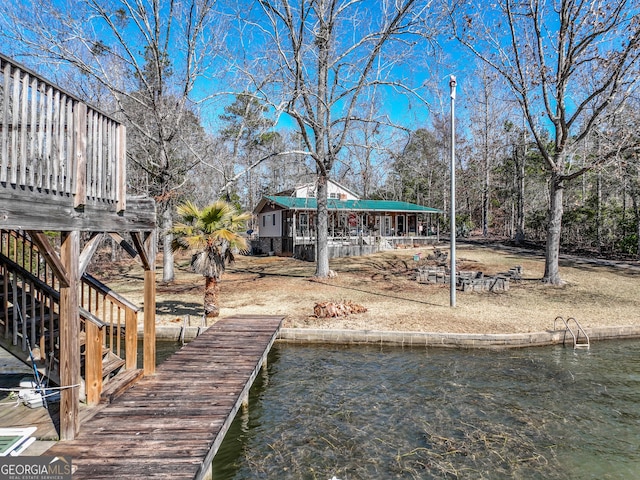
[[0, 252, 107, 329], [80, 270, 139, 370], [0, 240, 138, 402], [81, 273, 140, 313], [80, 306, 108, 329], [0, 230, 58, 289]]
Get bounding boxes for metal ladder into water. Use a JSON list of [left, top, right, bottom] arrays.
[[554, 316, 590, 349]]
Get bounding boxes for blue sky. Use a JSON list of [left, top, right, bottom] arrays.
[[0, 0, 480, 141]]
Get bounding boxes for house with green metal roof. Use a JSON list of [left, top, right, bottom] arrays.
[[252, 180, 443, 259]]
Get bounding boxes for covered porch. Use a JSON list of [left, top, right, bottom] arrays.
[[254, 196, 442, 259]]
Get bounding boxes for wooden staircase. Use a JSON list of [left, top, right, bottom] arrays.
[[0, 230, 142, 404]]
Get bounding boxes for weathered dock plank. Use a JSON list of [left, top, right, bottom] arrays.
[[46, 315, 283, 479]]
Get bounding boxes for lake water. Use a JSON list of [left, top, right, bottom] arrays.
[[211, 340, 640, 479]]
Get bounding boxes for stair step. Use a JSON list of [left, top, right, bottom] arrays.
[[100, 368, 143, 404], [0, 301, 41, 316], [102, 350, 126, 380], [0, 253, 138, 404]]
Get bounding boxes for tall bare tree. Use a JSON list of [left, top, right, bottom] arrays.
[[235, 0, 441, 277], [452, 0, 640, 284], [467, 64, 505, 237], [0, 0, 224, 282]]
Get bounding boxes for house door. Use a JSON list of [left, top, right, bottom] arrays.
[[396, 215, 405, 236], [383, 216, 392, 236]]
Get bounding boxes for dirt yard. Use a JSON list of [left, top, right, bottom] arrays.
[[90, 242, 640, 334]]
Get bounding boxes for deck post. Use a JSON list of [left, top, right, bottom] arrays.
[[74, 102, 87, 209], [59, 230, 80, 440], [143, 230, 157, 375], [85, 320, 102, 405], [116, 124, 127, 213], [125, 307, 137, 370]]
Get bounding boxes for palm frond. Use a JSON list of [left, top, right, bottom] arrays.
[[176, 201, 202, 224], [200, 201, 232, 229], [213, 229, 249, 249], [172, 199, 250, 272]]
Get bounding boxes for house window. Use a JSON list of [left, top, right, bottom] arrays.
[[273, 214, 276, 226], [329, 193, 339, 199], [262, 215, 266, 227]]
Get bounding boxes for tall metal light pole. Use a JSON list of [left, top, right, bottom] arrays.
[[449, 75, 457, 308]]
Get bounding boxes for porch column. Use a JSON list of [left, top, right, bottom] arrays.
[[292, 212, 297, 253], [59, 231, 80, 440]]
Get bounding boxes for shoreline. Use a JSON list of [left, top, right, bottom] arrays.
[[148, 324, 640, 348]]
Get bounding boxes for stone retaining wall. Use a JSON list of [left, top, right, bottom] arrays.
[[148, 325, 640, 348]]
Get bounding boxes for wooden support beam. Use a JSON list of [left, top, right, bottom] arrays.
[[143, 268, 156, 375], [84, 321, 102, 405], [108, 232, 139, 259], [59, 231, 80, 440], [130, 231, 150, 270], [79, 233, 105, 276], [27, 231, 70, 287], [0, 190, 156, 232], [143, 229, 157, 376]]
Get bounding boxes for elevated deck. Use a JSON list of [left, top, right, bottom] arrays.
[[0, 53, 157, 440], [0, 53, 155, 232], [46, 315, 284, 479]]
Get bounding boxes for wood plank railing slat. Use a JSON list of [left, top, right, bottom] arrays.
[[65, 96, 74, 193], [11, 67, 20, 185], [57, 92, 65, 192], [52, 89, 60, 191], [74, 102, 87, 208], [37, 82, 45, 188], [45, 85, 53, 191], [96, 117, 106, 198], [29, 76, 38, 187], [19, 72, 28, 186], [1, 61, 10, 183], [117, 124, 126, 211]]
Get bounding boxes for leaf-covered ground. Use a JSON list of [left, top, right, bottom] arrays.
[[90, 240, 640, 335]]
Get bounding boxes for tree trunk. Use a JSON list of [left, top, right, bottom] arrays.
[[543, 174, 564, 284], [636, 202, 640, 260], [631, 192, 640, 260], [482, 82, 490, 238], [515, 130, 526, 244], [596, 169, 602, 254], [314, 9, 330, 279], [315, 174, 330, 277], [110, 235, 118, 262], [204, 275, 220, 321], [161, 204, 175, 283]]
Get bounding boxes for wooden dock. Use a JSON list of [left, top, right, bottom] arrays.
[[46, 315, 283, 479]]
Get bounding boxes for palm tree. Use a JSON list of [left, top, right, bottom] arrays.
[[171, 200, 251, 321]]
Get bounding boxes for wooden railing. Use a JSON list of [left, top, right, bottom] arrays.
[[0, 230, 60, 291], [80, 273, 138, 371], [0, 258, 59, 360], [0, 230, 139, 404], [0, 53, 126, 211]]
